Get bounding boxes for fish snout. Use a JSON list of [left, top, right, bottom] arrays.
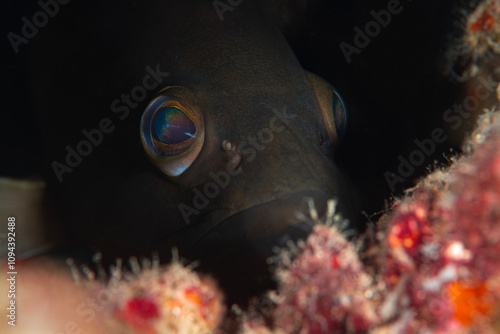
[[187, 188, 350, 303]]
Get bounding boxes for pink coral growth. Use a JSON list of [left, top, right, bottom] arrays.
[[377, 111, 500, 333], [80, 257, 225, 334], [445, 0, 500, 81], [270, 219, 378, 333]]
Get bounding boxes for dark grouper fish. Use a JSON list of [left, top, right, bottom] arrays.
[[30, 0, 355, 302]]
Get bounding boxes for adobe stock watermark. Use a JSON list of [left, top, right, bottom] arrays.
[[7, 0, 71, 54], [178, 106, 297, 225], [212, 0, 243, 21], [339, 0, 412, 64], [46, 285, 113, 334], [51, 64, 169, 182], [384, 73, 499, 192]]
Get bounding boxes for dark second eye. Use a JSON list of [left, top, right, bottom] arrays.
[[307, 71, 348, 149], [331, 88, 348, 141], [140, 87, 204, 177]]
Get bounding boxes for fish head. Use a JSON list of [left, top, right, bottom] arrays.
[[33, 0, 356, 302], [135, 69, 353, 299]]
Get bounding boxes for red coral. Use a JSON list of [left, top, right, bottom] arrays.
[[116, 296, 160, 333], [471, 10, 495, 33], [387, 204, 432, 259], [126, 297, 160, 320]]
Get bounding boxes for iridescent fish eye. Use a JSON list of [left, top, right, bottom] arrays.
[[140, 86, 204, 177], [153, 106, 196, 145]]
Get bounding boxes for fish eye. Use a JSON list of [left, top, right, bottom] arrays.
[[153, 104, 196, 145], [140, 86, 204, 177], [331, 87, 348, 141], [307, 72, 348, 148]]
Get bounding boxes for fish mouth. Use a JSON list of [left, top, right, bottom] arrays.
[[183, 188, 351, 304]]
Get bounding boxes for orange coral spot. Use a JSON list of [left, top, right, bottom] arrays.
[[163, 298, 184, 317], [388, 236, 399, 248], [403, 237, 414, 248], [388, 274, 399, 285], [448, 281, 494, 326], [184, 285, 218, 322], [415, 205, 427, 220], [388, 214, 427, 255], [471, 10, 495, 33], [184, 286, 202, 306]]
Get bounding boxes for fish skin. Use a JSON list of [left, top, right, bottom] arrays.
[[30, 0, 356, 301]]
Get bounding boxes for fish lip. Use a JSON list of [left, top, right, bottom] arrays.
[[154, 187, 350, 268], [183, 188, 348, 265], [156, 188, 338, 252], [179, 188, 349, 303]]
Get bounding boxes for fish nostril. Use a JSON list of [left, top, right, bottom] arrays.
[[221, 140, 232, 151], [222, 139, 242, 170]]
